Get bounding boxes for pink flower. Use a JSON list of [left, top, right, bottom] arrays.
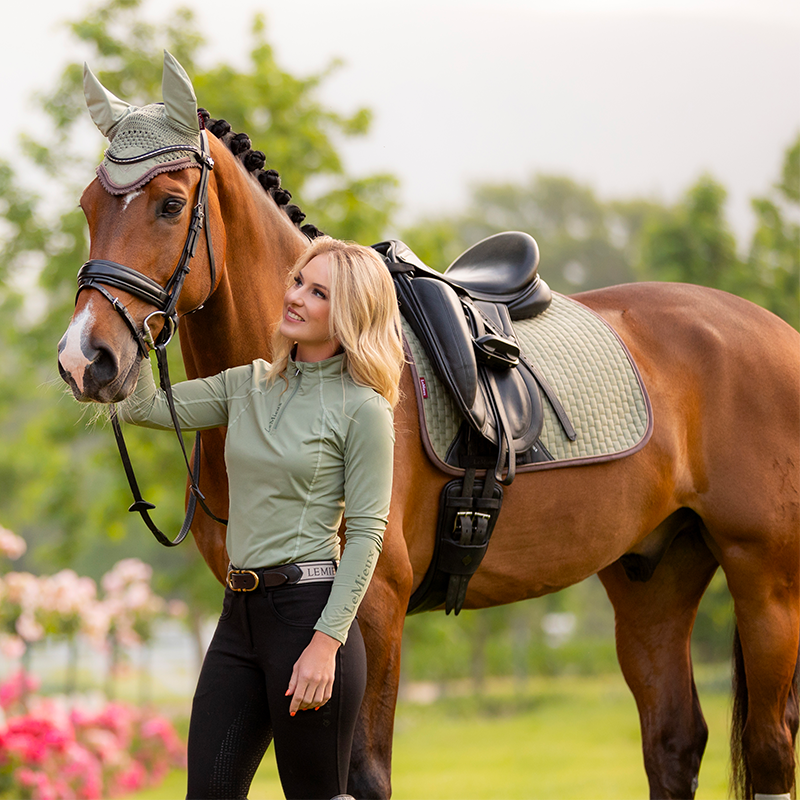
[[113, 760, 146, 793], [0, 632, 27, 659], [101, 559, 152, 594], [0, 669, 40, 712], [0, 525, 26, 560], [16, 609, 45, 642], [3, 571, 40, 605], [168, 599, 189, 619]]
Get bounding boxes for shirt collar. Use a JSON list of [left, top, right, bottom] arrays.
[[290, 352, 346, 377]]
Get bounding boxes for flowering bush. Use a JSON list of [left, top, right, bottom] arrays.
[[0, 671, 38, 713], [0, 529, 34, 660], [0, 527, 189, 798], [0, 672, 185, 799], [0, 534, 185, 660], [101, 559, 167, 647], [1, 571, 52, 662], [38, 571, 100, 641], [0, 527, 26, 561], [0, 714, 102, 800]]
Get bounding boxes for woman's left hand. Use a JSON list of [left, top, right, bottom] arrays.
[[286, 630, 342, 715]]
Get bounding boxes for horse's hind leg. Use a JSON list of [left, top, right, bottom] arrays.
[[720, 532, 800, 799], [599, 522, 719, 799]]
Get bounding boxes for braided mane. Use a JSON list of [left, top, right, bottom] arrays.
[[198, 108, 323, 240]]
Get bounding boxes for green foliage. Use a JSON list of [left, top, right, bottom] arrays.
[[633, 137, 800, 329], [402, 173, 639, 292], [190, 12, 399, 242], [745, 133, 800, 329], [637, 175, 739, 286], [402, 577, 620, 684], [692, 571, 735, 663]]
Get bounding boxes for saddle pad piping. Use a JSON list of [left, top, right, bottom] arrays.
[[405, 292, 653, 477]]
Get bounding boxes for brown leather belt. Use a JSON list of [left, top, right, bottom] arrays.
[[226, 560, 337, 592]]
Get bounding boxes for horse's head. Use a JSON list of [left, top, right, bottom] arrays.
[[58, 51, 223, 403], [60, 51, 316, 404]]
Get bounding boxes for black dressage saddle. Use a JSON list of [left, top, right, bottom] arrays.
[[374, 232, 575, 614], [374, 232, 555, 485]]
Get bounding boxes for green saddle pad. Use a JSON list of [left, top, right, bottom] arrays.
[[403, 292, 652, 472]]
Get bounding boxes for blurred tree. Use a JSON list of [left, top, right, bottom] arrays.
[[402, 174, 641, 293], [400, 576, 620, 689], [636, 174, 742, 289], [691, 571, 734, 664], [0, 0, 398, 632], [745, 133, 800, 329]]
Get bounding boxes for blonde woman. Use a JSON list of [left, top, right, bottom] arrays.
[[121, 237, 404, 800]]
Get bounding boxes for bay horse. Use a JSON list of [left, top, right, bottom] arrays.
[[58, 57, 799, 799]]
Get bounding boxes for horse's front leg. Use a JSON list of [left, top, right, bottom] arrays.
[[348, 520, 413, 799], [599, 525, 719, 799]]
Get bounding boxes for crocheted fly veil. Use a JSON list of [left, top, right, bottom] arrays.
[[84, 50, 202, 194]]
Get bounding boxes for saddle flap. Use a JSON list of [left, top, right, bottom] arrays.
[[400, 276, 481, 417], [379, 237, 549, 482], [470, 300, 544, 453]]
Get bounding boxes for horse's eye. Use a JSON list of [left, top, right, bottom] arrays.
[[161, 198, 185, 217]]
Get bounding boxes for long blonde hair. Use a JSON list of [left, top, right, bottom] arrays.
[[267, 237, 405, 407]]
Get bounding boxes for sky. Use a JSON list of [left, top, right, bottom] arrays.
[[1, 0, 798, 244]]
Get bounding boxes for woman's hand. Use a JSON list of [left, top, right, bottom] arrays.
[[286, 630, 342, 716]]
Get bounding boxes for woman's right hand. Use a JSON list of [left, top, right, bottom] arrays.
[[286, 630, 341, 716]]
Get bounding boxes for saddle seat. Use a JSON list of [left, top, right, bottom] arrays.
[[444, 231, 552, 320]]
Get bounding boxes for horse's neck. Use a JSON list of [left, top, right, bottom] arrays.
[[180, 146, 309, 378]]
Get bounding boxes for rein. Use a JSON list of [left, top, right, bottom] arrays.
[[76, 128, 228, 546]]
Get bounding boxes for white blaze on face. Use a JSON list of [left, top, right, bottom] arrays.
[[59, 304, 95, 394], [122, 189, 144, 211]]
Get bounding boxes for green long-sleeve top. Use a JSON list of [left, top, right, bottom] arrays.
[[120, 353, 395, 644]]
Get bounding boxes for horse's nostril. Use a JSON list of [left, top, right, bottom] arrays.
[[87, 344, 120, 386]]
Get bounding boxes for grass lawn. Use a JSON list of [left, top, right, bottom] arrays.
[[131, 670, 733, 799]]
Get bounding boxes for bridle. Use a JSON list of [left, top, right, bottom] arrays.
[[77, 134, 217, 357], [75, 127, 227, 546]]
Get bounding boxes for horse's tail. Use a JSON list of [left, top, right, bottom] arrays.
[[730, 625, 750, 799], [730, 624, 800, 800]]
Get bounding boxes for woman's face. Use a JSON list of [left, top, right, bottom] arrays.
[[280, 253, 340, 362]]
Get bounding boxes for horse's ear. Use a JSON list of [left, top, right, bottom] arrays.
[[162, 50, 199, 133], [83, 64, 133, 138]]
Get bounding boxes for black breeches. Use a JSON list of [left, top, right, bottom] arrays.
[[186, 583, 366, 800]]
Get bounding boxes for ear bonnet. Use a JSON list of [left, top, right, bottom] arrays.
[[84, 50, 202, 194]]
